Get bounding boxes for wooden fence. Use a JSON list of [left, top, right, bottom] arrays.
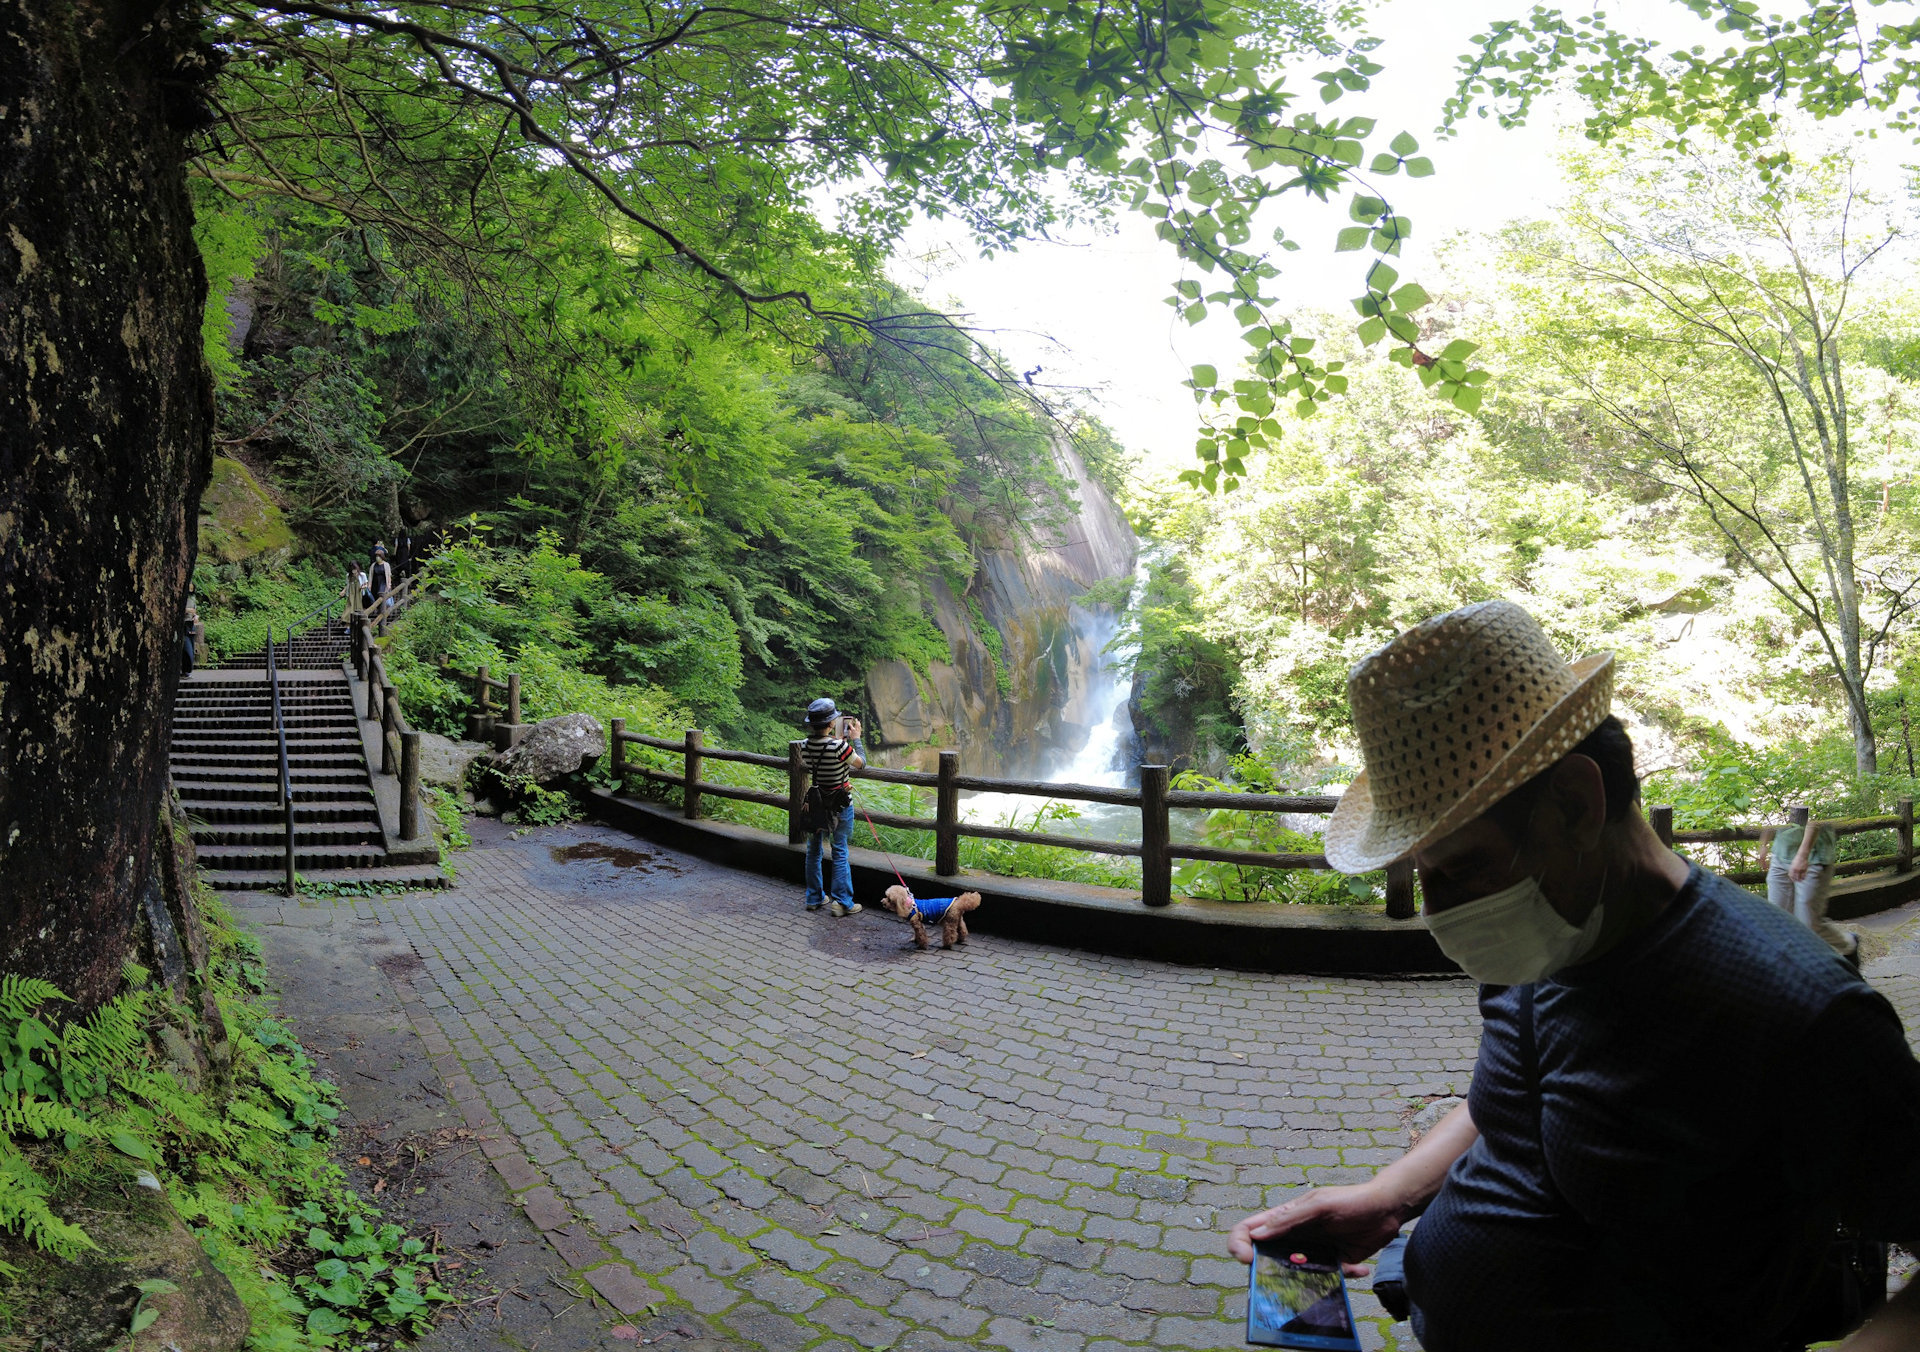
[[1651, 801, 1915, 885], [435, 655, 523, 747], [346, 599, 424, 840], [606, 725, 1420, 917]]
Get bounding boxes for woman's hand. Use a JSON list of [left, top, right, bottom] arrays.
[[1228, 1181, 1408, 1276], [1789, 859, 1809, 882], [842, 717, 862, 741]]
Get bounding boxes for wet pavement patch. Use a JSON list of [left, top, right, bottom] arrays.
[[548, 840, 678, 872]]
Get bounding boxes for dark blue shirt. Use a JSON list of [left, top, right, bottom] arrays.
[[1406, 866, 1920, 1351]]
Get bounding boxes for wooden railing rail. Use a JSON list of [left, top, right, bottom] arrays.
[[433, 654, 522, 744], [606, 725, 1419, 916], [358, 651, 423, 841], [1652, 799, 1914, 886]]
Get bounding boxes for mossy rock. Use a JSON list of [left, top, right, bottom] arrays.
[[197, 457, 293, 566], [0, 1173, 248, 1351]]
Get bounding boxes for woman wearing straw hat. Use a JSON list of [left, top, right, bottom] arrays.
[[1227, 600, 1920, 1352]]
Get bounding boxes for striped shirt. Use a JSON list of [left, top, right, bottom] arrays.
[[801, 735, 854, 791]]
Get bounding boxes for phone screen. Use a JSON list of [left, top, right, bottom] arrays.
[[1246, 1244, 1361, 1351]]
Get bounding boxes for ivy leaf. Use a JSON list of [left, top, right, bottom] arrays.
[[1452, 385, 1485, 413], [1334, 225, 1370, 252], [1405, 157, 1436, 177], [1189, 364, 1217, 389], [1368, 154, 1401, 174], [1389, 130, 1420, 155], [1439, 339, 1479, 360]]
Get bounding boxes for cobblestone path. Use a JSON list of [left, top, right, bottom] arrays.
[[306, 822, 1476, 1352], [272, 822, 1920, 1352]]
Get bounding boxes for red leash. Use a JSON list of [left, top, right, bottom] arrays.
[[856, 801, 910, 892]]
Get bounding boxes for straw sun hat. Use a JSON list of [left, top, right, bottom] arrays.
[[1323, 600, 1614, 874]]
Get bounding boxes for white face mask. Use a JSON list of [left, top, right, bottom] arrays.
[[1423, 873, 1607, 984]]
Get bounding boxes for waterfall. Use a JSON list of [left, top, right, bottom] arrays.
[[960, 558, 1146, 832], [1046, 559, 1147, 788]]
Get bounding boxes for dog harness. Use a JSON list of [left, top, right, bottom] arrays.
[[913, 895, 957, 924]]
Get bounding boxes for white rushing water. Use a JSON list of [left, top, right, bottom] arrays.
[[962, 558, 1147, 832]]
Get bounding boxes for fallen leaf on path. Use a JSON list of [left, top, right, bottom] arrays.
[[909, 1051, 927, 1060], [610, 1326, 639, 1341]]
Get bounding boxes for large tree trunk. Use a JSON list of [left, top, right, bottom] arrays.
[[1, 0, 212, 1009]]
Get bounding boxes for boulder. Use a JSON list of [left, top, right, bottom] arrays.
[[196, 456, 293, 566], [487, 713, 603, 785], [1, 1173, 250, 1351], [417, 730, 492, 792]]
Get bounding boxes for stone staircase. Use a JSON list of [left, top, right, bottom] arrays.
[[172, 628, 443, 891]]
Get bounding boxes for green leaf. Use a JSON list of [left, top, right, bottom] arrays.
[[1390, 283, 1431, 311], [1356, 316, 1387, 345], [1405, 157, 1436, 178], [134, 1279, 180, 1295], [109, 1132, 149, 1161], [1389, 130, 1420, 155], [1439, 339, 1479, 361], [131, 1309, 160, 1335], [1452, 385, 1484, 413], [1348, 195, 1386, 224], [1189, 364, 1217, 388], [307, 1307, 351, 1336], [1368, 154, 1401, 174], [1334, 225, 1370, 252]]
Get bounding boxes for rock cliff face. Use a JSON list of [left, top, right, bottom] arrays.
[[864, 442, 1136, 778]]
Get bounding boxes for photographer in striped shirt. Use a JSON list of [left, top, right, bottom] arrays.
[[801, 698, 865, 916]]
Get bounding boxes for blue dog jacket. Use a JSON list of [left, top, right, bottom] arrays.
[[913, 895, 957, 924]]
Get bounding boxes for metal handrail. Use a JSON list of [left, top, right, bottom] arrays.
[[268, 630, 296, 895], [289, 593, 342, 636]]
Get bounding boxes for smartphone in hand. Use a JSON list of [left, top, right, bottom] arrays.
[[1246, 1240, 1362, 1350]]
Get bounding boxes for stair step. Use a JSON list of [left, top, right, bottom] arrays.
[[190, 824, 383, 848], [179, 802, 377, 825], [176, 784, 374, 805], [199, 865, 447, 892], [196, 843, 392, 870]]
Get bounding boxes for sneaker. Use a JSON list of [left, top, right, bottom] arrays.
[[829, 901, 863, 918], [806, 903, 824, 912]]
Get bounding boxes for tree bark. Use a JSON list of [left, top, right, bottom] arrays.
[[0, 0, 213, 1009]]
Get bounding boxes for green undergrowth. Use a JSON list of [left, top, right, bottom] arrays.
[[0, 887, 448, 1346], [963, 596, 1012, 700]]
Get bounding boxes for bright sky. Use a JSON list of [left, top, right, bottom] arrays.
[[888, 0, 1730, 473]]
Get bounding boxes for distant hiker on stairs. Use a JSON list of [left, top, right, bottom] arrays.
[[800, 698, 864, 917], [368, 543, 394, 612]]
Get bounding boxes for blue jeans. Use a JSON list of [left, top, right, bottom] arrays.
[[805, 802, 855, 908]]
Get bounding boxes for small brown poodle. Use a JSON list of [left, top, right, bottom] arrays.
[[881, 885, 981, 950]]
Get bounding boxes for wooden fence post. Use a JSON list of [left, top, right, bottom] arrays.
[[684, 729, 704, 821], [475, 664, 490, 717], [1900, 798, 1914, 875], [787, 741, 807, 845], [1651, 805, 1674, 848], [380, 701, 397, 776], [610, 718, 625, 786], [935, 751, 960, 876], [345, 566, 359, 620], [399, 731, 421, 840], [1385, 859, 1417, 919], [507, 672, 522, 728], [364, 652, 380, 720], [1140, 764, 1171, 907]]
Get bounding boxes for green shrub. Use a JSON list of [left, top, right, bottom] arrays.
[[195, 559, 343, 664], [0, 869, 447, 1345]]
